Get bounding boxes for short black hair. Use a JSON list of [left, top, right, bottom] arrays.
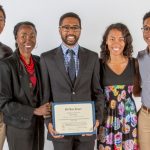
[[0, 5, 6, 21], [59, 12, 81, 28], [143, 11, 150, 24], [13, 21, 37, 48]]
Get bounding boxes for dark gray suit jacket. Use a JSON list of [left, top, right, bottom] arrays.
[[40, 46, 104, 141], [0, 42, 13, 60]]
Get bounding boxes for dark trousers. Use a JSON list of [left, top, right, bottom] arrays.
[[7, 125, 35, 150], [6, 117, 44, 150], [52, 136, 95, 150]]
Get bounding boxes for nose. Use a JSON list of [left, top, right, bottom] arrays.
[[67, 29, 75, 34], [25, 35, 34, 42]]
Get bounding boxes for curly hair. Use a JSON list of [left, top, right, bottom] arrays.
[[100, 23, 133, 62]]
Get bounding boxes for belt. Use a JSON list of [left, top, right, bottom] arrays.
[[142, 105, 150, 113]]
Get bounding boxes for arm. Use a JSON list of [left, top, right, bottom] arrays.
[[40, 54, 52, 124], [92, 55, 105, 124], [40, 54, 63, 138], [133, 58, 141, 97], [0, 61, 34, 121]]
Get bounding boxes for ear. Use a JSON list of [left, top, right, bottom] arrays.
[[59, 27, 61, 34], [106, 39, 108, 45]]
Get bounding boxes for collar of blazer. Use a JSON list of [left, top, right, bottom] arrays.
[[54, 46, 88, 88], [12, 49, 42, 103]]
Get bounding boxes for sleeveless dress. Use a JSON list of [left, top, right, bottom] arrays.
[[97, 59, 138, 150]]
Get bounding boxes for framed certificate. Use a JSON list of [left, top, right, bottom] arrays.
[[52, 101, 96, 135]]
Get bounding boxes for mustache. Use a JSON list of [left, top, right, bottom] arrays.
[[66, 35, 76, 38]]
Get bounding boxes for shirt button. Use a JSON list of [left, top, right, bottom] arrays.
[[72, 92, 75, 95]]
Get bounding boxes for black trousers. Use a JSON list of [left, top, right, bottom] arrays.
[[6, 117, 44, 150], [52, 136, 95, 150]]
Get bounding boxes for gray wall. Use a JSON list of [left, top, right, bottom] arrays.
[[1, 0, 147, 149]]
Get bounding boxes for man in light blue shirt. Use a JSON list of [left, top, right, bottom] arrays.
[[137, 11, 150, 150]]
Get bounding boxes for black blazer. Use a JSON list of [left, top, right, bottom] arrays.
[[0, 50, 42, 128], [0, 42, 13, 60], [40, 46, 104, 141]]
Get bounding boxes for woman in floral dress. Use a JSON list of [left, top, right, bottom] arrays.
[[97, 23, 138, 150]]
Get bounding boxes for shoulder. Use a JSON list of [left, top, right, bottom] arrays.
[[0, 53, 16, 65], [137, 49, 147, 59], [0, 42, 13, 59], [32, 55, 40, 62], [40, 47, 59, 58], [80, 46, 98, 57], [0, 55, 14, 71], [130, 57, 137, 62], [0, 42, 12, 51]]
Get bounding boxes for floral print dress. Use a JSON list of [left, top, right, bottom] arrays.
[[97, 59, 138, 150]]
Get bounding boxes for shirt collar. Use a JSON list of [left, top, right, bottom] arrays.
[[61, 43, 79, 56]]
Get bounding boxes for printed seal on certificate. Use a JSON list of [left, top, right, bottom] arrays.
[[52, 101, 96, 135]]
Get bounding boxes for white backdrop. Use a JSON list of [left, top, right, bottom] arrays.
[[0, 0, 149, 149]]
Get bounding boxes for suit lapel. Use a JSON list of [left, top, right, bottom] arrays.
[[74, 47, 87, 87], [14, 51, 32, 102], [33, 57, 42, 103], [54, 47, 72, 87], [20, 69, 32, 101]]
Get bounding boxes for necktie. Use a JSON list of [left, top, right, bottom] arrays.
[[67, 49, 76, 84]]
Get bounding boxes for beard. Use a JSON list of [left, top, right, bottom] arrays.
[[61, 34, 79, 46]]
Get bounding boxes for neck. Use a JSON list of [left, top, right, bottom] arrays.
[[63, 42, 77, 49], [20, 53, 31, 64], [108, 55, 127, 64]]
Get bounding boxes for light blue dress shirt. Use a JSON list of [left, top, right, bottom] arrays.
[[61, 43, 79, 76], [138, 48, 150, 108]]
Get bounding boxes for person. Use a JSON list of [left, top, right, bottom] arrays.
[[137, 11, 150, 150], [97, 23, 138, 150], [0, 21, 50, 150], [40, 12, 104, 150], [0, 5, 13, 150]]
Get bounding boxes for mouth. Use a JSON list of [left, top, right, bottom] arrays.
[[112, 47, 120, 51], [25, 45, 32, 48], [67, 35, 76, 40]]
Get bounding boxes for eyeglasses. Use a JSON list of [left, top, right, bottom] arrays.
[[59, 25, 81, 32], [141, 26, 150, 33]]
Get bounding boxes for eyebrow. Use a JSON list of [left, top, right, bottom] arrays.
[[109, 35, 124, 38], [143, 25, 150, 27], [61, 24, 80, 26]]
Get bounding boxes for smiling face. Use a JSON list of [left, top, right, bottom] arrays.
[[106, 29, 125, 57], [143, 17, 150, 48], [16, 24, 37, 56], [59, 17, 81, 48], [0, 10, 5, 34]]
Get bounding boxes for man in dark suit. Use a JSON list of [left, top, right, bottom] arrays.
[[0, 5, 12, 150], [40, 12, 104, 150]]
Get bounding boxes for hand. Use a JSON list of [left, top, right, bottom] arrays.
[[82, 120, 100, 137], [48, 123, 64, 139], [34, 102, 50, 116], [94, 120, 100, 130]]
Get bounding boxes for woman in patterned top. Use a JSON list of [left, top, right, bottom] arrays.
[[97, 23, 139, 150]]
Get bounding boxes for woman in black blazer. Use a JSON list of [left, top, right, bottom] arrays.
[[0, 21, 50, 150]]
